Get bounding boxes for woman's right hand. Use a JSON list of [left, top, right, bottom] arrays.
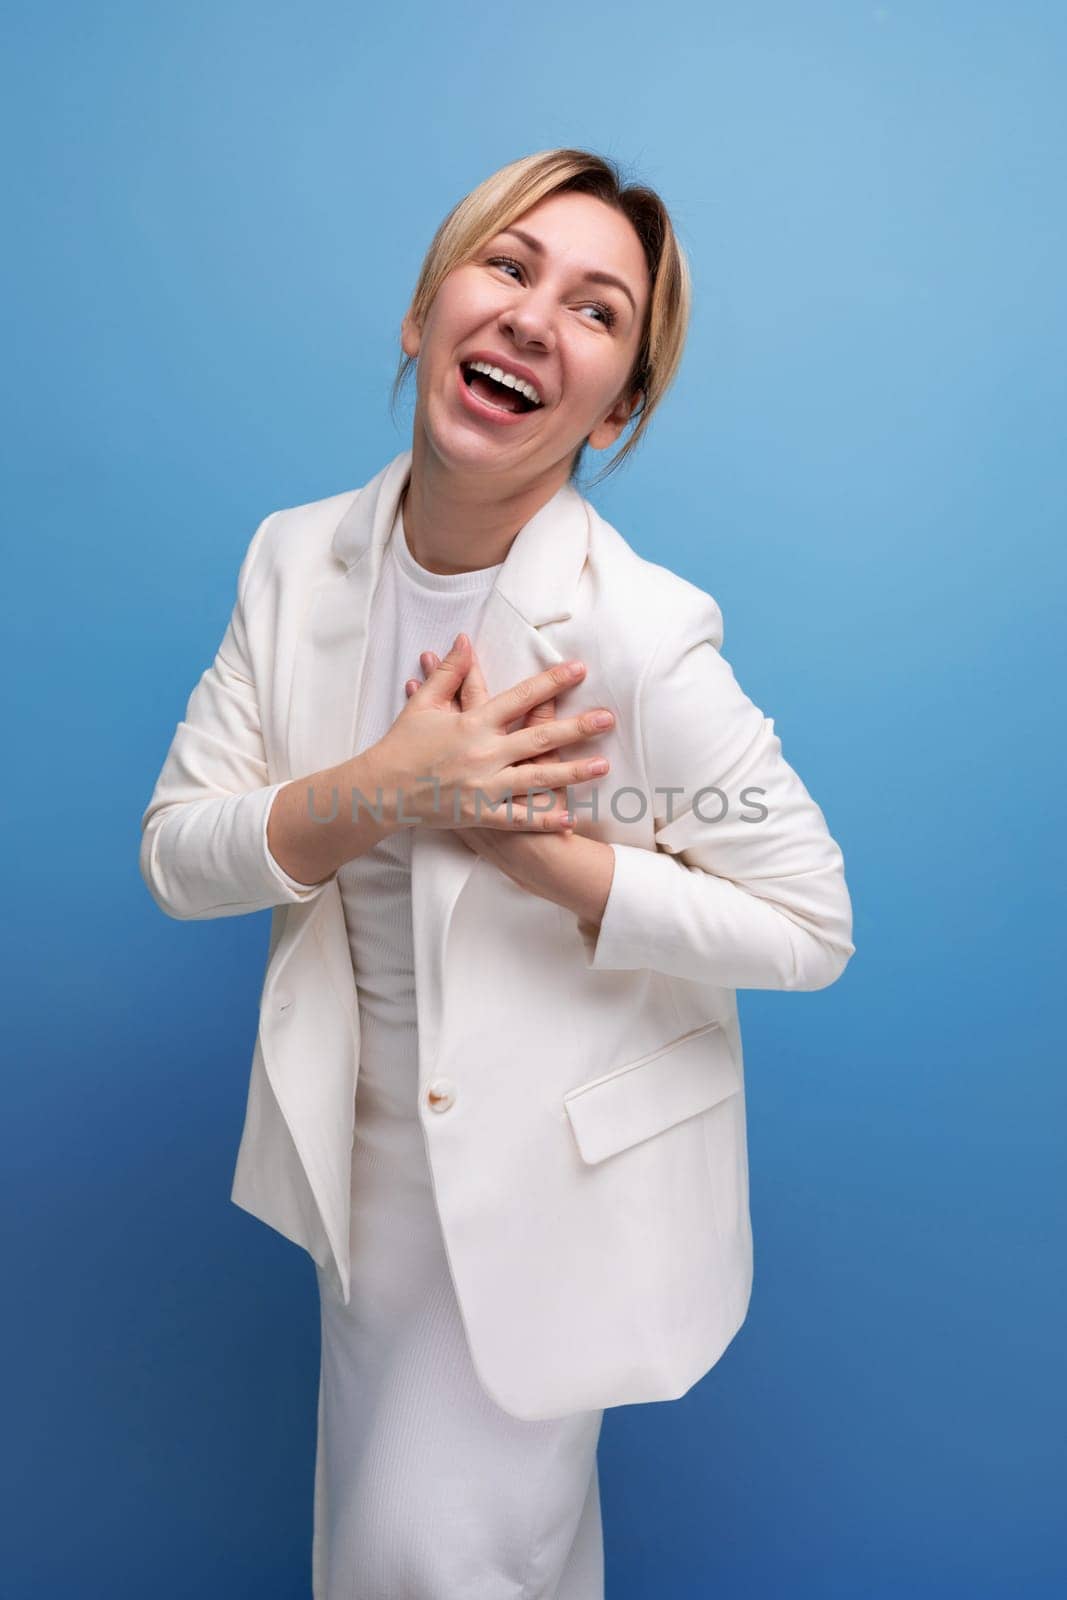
[[364, 632, 614, 832]]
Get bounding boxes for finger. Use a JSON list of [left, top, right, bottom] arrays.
[[494, 750, 610, 802], [410, 632, 473, 704], [519, 694, 559, 764], [525, 692, 557, 739], [482, 660, 587, 729], [419, 650, 460, 711], [459, 644, 490, 715], [463, 796, 575, 832], [505, 705, 614, 767], [422, 646, 488, 718]]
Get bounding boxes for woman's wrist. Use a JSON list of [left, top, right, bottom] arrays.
[[504, 830, 616, 926], [266, 751, 399, 883]]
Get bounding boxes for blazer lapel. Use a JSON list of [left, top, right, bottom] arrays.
[[409, 475, 589, 1079], [284, 448, 591, 1081], [286, 452, 408, 786]]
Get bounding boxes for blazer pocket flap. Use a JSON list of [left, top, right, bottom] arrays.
[[562, 1021, 741, 1166]]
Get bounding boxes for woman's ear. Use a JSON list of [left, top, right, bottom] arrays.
[[586, 386, 643, 452], [400, 308, 421, 360]]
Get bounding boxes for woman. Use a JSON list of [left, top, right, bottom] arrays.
[[140, 148, 855, 1599]]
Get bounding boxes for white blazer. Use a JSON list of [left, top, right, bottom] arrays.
[[140, 449, 855, 1421]]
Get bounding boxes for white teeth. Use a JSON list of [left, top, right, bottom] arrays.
[[464, 359, 543, 407]]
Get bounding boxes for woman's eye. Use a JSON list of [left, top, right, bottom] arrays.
[[486, 256, 617, 328], [488, 255, 523, 280]]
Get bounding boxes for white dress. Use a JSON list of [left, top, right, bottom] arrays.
[[311, 502, 605, 1599]]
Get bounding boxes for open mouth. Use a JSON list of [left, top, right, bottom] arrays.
[[459, 361, 543, 415]]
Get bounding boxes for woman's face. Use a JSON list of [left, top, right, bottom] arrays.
[[400, 190, 651, 487]]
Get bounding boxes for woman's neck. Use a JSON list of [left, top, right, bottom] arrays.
[[401, 435, 573, 576]]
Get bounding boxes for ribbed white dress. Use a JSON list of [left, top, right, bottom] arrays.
[[311, 500, 605, 1600]]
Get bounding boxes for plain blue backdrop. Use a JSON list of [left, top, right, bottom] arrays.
[[3, 1, 1063, 1595]]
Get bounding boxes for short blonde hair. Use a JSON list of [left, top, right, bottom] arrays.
[[391, 148, 692, 488]]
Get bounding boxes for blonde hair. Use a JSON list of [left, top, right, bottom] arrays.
[[390, 148, 692, 489]]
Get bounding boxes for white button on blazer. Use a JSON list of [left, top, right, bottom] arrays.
[[139, 448, 855, 1421]]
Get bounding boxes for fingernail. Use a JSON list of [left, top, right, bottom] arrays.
[[565, 660, 584, 677]]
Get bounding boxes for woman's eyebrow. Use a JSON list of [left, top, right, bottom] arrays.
[[496, 226, 636, 315]]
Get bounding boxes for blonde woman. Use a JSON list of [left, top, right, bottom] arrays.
[[140, 147, 855, 1599]]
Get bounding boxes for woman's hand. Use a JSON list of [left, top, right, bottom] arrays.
[[370, 632, 613, 833], [404, 644, 617, 929]]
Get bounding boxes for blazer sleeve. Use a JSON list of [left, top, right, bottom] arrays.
[[138, 512, 337, 921], [577, 593, 856, 991]]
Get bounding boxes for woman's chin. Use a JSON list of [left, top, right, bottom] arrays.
[[418, 405, 535, 470]]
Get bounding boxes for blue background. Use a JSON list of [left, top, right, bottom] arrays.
[[4, 1, 1064, 1595]]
